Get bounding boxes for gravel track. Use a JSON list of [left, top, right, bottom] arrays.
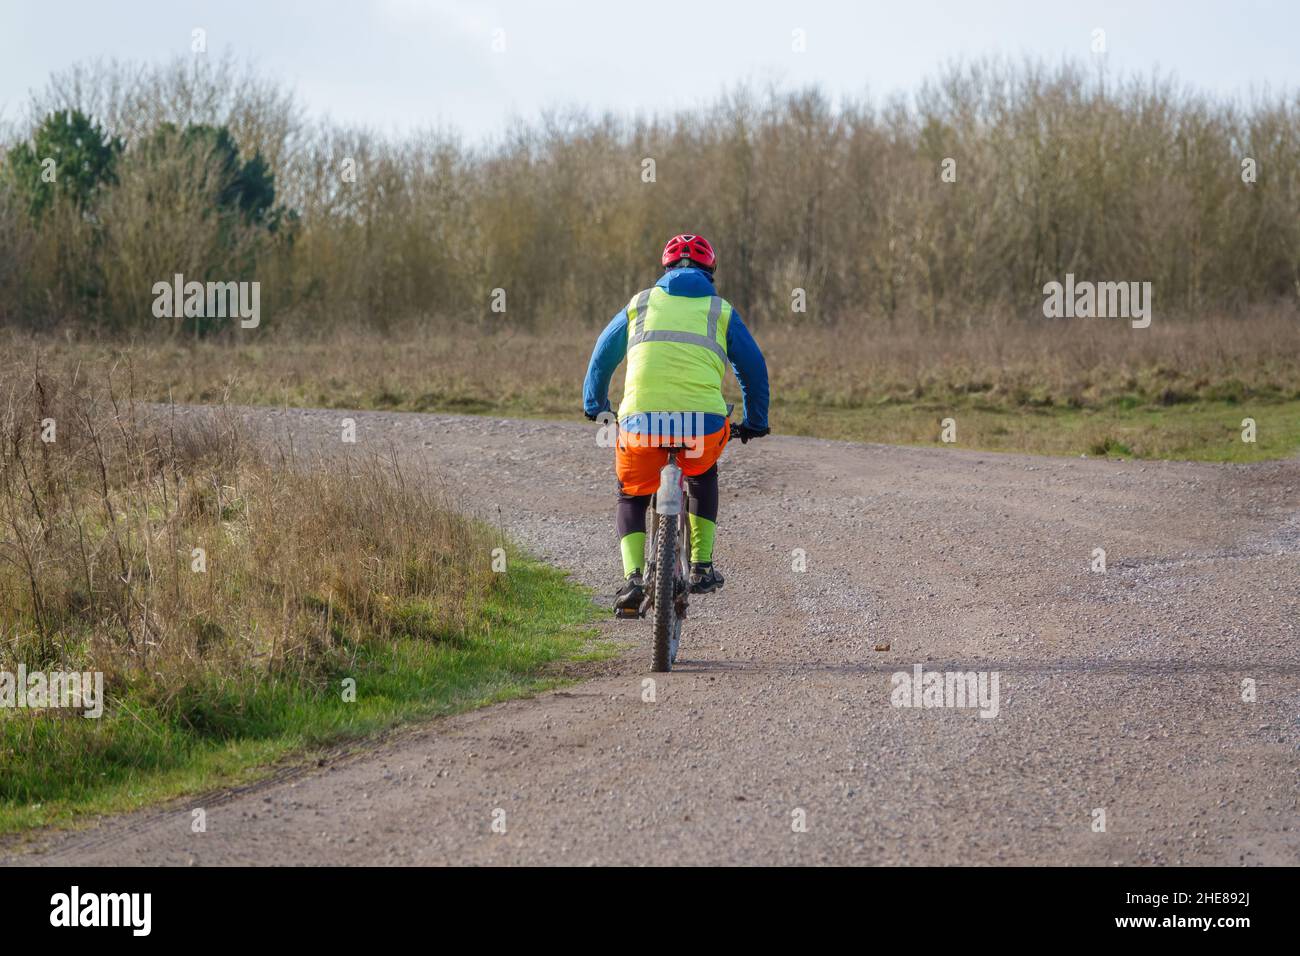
[[5, 406, 1298, 866]]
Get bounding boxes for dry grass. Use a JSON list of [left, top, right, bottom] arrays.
[[5, 307, 1298, 466], [764, 306, 1300, 410], [0, 354, 610, 829], [8, 304, 1298, 431], [0, 361, 498, 697]]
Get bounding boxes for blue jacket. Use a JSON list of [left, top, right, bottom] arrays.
[[583, 268, 769, 434]]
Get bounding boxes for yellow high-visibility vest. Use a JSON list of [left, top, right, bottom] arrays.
[[619, 286, 731, 419]]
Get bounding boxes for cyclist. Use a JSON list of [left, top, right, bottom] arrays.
[[583, 234, 770, 613]]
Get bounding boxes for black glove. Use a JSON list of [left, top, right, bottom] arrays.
[[733, 423, 770, 444]]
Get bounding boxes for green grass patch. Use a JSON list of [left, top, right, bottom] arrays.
[[770, 397, 1300, 461], [0, 556, 610, 835]]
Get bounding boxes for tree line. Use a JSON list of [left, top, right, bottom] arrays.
[[2, 55, 1297, 335]]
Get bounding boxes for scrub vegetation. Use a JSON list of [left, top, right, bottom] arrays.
[[0, 360, 608, 833]]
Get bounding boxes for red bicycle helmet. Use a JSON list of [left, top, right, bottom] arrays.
[[661, 234, 716, 271]]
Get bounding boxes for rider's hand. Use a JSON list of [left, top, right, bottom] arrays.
[[733, 423, 770, 444]]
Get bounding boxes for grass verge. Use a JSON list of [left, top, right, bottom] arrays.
[[0, 364, 610, 835], [0, 556, 606, 835]]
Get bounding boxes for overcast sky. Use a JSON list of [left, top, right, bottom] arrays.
[[2, 0, 1297, 140]]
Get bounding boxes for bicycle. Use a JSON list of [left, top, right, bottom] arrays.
[[614, 406, 736, 672]]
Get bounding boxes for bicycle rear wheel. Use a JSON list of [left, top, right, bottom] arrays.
[[651, 513, 679, 672]]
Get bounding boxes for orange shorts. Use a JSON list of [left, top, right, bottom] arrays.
[[616, 422, 730, 496]]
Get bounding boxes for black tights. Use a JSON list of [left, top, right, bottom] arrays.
[[617, 464, 719, 542]]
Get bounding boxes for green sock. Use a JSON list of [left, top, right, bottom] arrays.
[[620, 531, 646, 577], [687, 514, 716, 564]]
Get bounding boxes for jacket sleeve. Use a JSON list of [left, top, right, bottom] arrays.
[[725, 310, 769, 431], [583, 309, 628, 418]]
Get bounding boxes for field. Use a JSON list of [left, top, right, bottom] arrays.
[[8, 307, 1299, 462]]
